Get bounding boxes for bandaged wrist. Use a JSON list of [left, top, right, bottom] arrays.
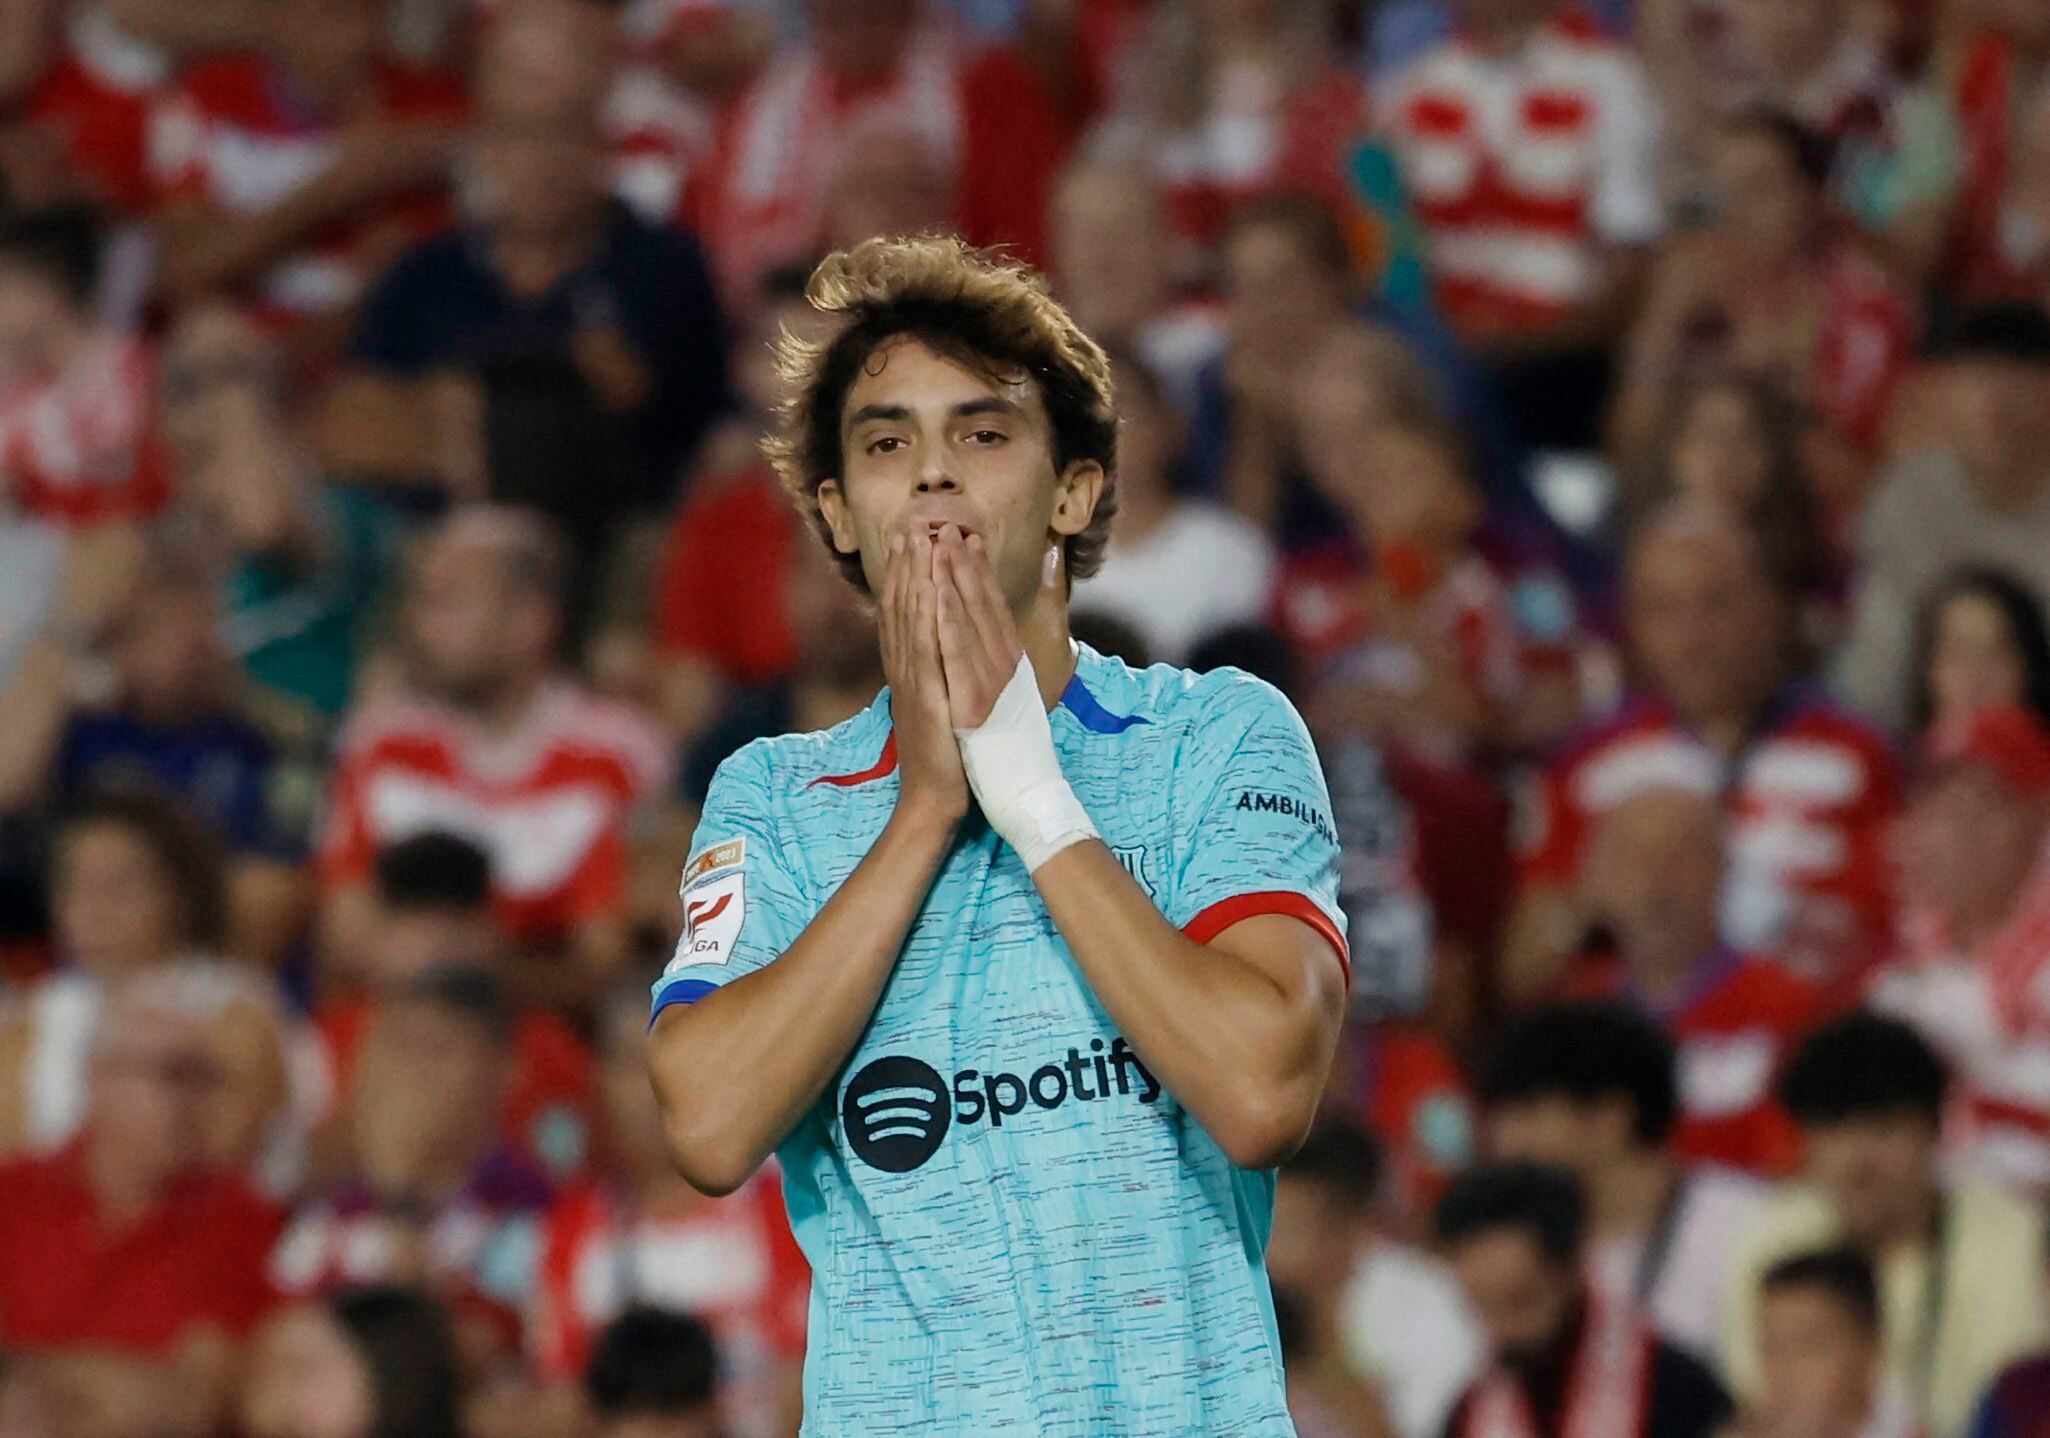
[[956, 652, 1097, 872]]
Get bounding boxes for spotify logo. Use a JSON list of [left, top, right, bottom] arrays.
[[840, 1056, 951, 1173], [839, 1039, 1164, 1173]]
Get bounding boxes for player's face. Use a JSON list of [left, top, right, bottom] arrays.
[[819, 338, 1102, 615]]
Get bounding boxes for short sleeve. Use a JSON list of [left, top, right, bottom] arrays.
[[1164, 674, 1349, 982], [650, 744, 810, 1019]]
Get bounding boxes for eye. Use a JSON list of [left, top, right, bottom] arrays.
[[866, 436, 906, 455], [966, 429, 1007, 446]]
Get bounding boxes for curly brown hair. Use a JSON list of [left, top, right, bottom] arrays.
[[764, 234, 1119, 594]]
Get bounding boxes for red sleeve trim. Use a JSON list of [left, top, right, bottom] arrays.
[[1182, 890, 1350, 987]]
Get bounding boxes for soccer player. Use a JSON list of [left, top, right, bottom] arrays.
[[646, 235, 1350, 1433]]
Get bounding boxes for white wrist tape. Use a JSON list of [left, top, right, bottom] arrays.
[[956, 652, 1097, 872]]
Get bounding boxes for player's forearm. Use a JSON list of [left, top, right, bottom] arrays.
[[1033, 842, 1344, 1170], [650, 802, 957, 1195]]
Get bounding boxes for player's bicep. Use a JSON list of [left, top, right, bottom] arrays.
[[650, 755, 806, 1019], [1203, 912, 1349, 1020]]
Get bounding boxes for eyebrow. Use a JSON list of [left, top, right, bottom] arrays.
[[843, 395, 1028, 433], [845, 403, 911, 430]]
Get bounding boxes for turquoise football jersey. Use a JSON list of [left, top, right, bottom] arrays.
[[651, 645, 1348, 1436]]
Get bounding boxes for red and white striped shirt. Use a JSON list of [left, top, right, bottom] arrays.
[[22, 7, 175, 216], [1379, 12, 1662, 335], [0, 331, 171, 528], [1521, 691, 1901, 989], [147, 54, 468, 320], [318, 681, 670, 942]]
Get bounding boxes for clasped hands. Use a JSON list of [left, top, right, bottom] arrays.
[[876, 522, 1096, 871]]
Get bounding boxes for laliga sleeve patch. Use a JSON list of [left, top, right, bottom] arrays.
[[669, 869, 746, 970]]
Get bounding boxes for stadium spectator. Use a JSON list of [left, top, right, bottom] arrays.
[[648, 266, 819, 754], [1721, 1013, 2048, 1438], [1284, 408, 1543, 757], [4, 3, 185, 217], [696, 0, 1073, 300], [1839, 302, 2050, 729], [325, 6, 730, 601], [1508, 504, 1899, 1000], [1874, 705, 2050, 1192], [0, 204, 170, 528], [1088, 0, 1367, 247], [147, 0, 467, 346], [1974, 1232, 2050, 1438], [1072, 350, 1273, 664], [0, 525, 318, 967], [1939, 0, 2050, 302], [1904, 569, 2050, 741], [0, 786, 229, 1157], [317, 508, 669, 1010], [1967, 75, 2050, 305], [1623, 368, 1837, 606], [1269, 1121, 1479, 1438], [1722, 1248, 1921, 1438], [1482, 1001, 1770, 1361], [160, 305, 401, 721], [0, 970, 284, 1436], [1563, 779, 1828, 1174], [1378, 0, 1663, 450], [1193, 195, 1465, 537], [270, 967, 552, 1343], [240, 1287, 462, 1438], [528, 983, 805, 1438], [1615, 111, 1913, 464], [584, 1307, 724, 1438], [673, 517, 883, 814], [311, 833, 596, 1186], [1047, 158, 1222, 410], [1435, 1161, 1733, 1438]]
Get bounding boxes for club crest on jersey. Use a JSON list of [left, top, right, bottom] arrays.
[[1111, 843, 1155, 899]]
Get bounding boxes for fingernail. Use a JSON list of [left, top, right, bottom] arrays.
[[889, 533, 904, 554]]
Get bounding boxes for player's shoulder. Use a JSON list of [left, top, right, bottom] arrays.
[[702, 689, 894, 808], [1072, 645, 1308, 745]]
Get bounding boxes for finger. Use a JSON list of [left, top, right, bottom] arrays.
[[960, 533, 1019, 657], [935, 572, 973, 694], [878, 532, 908, 673], [910, 564, 948, 698], [934, 531, 996, 687]]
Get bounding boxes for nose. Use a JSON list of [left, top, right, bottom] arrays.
[[916, 450, 961, 494]]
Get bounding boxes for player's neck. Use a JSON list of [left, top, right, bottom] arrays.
[[1018, 594, 1078, 712]]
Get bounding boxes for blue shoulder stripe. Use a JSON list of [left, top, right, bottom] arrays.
[[1060, 673, 1149, 734]]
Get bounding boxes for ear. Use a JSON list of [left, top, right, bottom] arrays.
[[815, 478, 860, 555], [1049, 460, 1106, 539]]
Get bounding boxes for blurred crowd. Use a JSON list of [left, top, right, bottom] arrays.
[[1, 0, 2049, 1436]]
